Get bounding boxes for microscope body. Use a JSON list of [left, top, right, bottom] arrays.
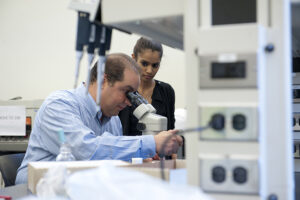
[[127, 92, 168, 135]]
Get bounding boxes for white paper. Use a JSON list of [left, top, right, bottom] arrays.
[[0, 106, 26, 136], [218, 53, 237, 62]]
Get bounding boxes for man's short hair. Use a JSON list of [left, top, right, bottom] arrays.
[[90, 53, 141, 85]]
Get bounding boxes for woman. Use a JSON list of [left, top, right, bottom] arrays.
[[119, 37, 175, 136]]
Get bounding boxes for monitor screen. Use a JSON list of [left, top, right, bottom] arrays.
[[211, 62, 246, 78], [212, 0, 256, 25]]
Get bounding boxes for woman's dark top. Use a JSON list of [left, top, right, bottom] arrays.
[[119, 80, 175, 136]]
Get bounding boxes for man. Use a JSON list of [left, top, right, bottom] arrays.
[[15, 53, 182, 184]]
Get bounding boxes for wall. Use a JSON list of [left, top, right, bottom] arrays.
[[0, 0, 186, 108]]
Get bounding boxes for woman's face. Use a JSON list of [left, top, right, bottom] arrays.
[[134, 49, 161, 82]]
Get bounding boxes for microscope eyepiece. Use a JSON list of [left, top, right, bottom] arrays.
[[126, 91, 144, 107]]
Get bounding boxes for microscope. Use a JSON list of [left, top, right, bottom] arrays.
[[126, 92, 168, 135]]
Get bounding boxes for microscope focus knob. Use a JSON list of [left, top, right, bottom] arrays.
[[136, 123, 146, 131]]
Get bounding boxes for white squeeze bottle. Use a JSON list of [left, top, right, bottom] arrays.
[[56, 129, 76, 161]]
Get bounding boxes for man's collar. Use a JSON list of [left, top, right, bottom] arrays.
[[96, 111, 110, 124], [76, 83, 111, 123]]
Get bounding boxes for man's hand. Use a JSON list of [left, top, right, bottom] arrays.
[[154, 130, 183, 156], [143, 154, 160, 162]]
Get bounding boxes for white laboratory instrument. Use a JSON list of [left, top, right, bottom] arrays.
[[126, 91, 167, 135], [184, 0, 293, 200], [0, 99, 43, 152], [292, 2, 300, 195]]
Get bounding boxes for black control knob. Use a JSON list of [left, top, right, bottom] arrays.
[[212, 166, 226, 183], [232, 114, 246, 131], [211, 114, 225, 131], [233, 166, 247, 184], [265, 44, 275, 53], [268, 194, 278, 200], [293, 89, 300, 99], [136, 123, 146, 131]]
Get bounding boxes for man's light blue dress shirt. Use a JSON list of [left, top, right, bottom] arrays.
[[15, 84, 156, 184]]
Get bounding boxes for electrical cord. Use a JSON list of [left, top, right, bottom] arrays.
[[158, 125, 211, 180]]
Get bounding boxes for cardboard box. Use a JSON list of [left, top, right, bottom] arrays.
[[28, 160, 129, 194], [123, 159, 186, 181], [28, 159, 186, 194]]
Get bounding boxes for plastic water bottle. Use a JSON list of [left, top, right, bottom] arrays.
[[56, 129, 75, 161]]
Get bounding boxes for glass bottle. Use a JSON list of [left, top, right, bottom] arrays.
[[56, 129, 75, 161]]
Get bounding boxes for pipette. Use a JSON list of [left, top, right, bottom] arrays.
[[74, 12, 91, 89], [85, 23, 96, 94]]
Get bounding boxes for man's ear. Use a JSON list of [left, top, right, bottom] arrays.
[[132, 53, 135, 60]]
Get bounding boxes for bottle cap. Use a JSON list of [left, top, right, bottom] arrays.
[[131, 157, 143, 164], [57, 129, 65, 144]]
